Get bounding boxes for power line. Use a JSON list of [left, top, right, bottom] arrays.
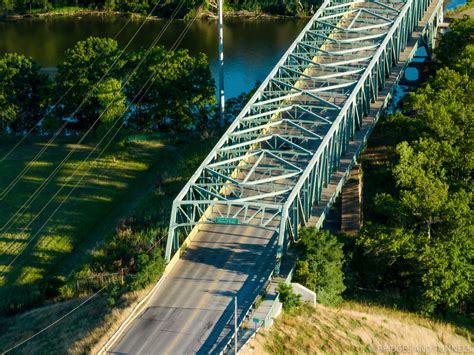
[[1, 286, 106, 354], [0, 0, 166, 200], [0, 18, 134, 165], [0, 3, 202, 273], [0, 0, 186, 237], [1, 232, 169, 353]]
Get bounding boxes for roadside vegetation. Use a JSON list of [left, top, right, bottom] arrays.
[[0, 133, 218, 353], [0, 132, 217, 311], [0, 23, 266, 352], [0, 8, 472, 355], [0, 24, 260, 350], [0, 287, 151, 353], [0, 28, 230, 352], [292, 228, 346, 306], [292, 16, 473, 318]]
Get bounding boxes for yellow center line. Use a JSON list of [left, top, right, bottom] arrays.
[[163, 228, 239, 354]]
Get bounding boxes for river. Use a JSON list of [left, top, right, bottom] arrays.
[[0, 16, 306, 98], [0, 0, 465, 98]]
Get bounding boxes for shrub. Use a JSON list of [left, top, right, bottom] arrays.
[[294, 228, 346, 306], [128, 248, 166, 291], [38, 275, 66, 299], [277, 283, 301, 311]]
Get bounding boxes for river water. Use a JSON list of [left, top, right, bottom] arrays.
[[0, 16, 306, 98], [0, 0, 465, 98]]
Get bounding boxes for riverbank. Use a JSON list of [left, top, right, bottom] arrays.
[[1, 8, 310, 21]]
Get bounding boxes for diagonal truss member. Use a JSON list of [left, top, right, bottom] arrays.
[[166, 0, 438, 265]]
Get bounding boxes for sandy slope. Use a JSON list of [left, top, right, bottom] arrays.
[[242, 303, 472, 354]]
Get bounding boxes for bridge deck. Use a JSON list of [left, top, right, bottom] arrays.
[[108, 0, 442, 353], [111, 225, 276, 354]]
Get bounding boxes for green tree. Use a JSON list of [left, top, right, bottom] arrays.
[[393, 141, 449, 238], [421, 233, 473, 314], [435, 16, 474, 71], [125, 47, 215, 131], [405, 68, 473, 189], [129, 248, 166, 291], [358, 61, 474, 314], [0, 0, 15, 11], [294, 228, 346, 306], [0, 53, 48, 132], [105, 0, 116, 11], [54, 37, 124, 131], [359, 190, 473, 314], [222, 81, 260, 126]]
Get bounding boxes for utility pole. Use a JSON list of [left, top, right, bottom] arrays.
[[234, 295, 238, 354], [218, 0, 225, 127]]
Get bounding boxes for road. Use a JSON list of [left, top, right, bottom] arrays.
[[110, 223, 276, 354]]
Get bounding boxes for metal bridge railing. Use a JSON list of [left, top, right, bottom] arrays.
[[165, 0, 440, 263]]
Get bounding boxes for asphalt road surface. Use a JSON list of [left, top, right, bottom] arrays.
[[110, 223, 276, 354]]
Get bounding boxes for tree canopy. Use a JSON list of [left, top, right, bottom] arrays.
[[125, 47, 215, 131], [0, 53, 48, 132], [0, 36, 216, 136], [0, 0, 323, 17], [54, 37, 124, 131], [355, 17, 474, 315], [293, 228, 346, 306]]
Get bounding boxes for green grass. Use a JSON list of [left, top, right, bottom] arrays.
[[0, 131, 217, 352], [0, 288, 147, 354], [0, 133, 212, 288]]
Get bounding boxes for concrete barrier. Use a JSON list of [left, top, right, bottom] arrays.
[[291, 282, 317, 306]]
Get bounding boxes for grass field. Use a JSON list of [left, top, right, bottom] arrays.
[[0, 286, 148, 354], [243, 303, 473, 354], [0, 133, 212, 288], [0, 132, 216, 353]]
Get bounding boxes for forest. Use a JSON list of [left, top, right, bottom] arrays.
[[279, 17, 474, 320], [0, 0, 321, 17], [346, 17, 473, 316]]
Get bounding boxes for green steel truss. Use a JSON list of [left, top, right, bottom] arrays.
[[165, 0, 442, 263]]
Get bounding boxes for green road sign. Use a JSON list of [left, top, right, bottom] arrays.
[[215, 217, 239, 225], [253, 317, 259, 324]]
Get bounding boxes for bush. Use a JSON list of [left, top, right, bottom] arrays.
[[277, 283, 301, 311], [294, 228, 346, 306], [38, 275, 66, 299], [128, 248, 166, 291]]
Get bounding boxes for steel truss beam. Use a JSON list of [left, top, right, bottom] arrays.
[[165, 0, 443, 263]]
